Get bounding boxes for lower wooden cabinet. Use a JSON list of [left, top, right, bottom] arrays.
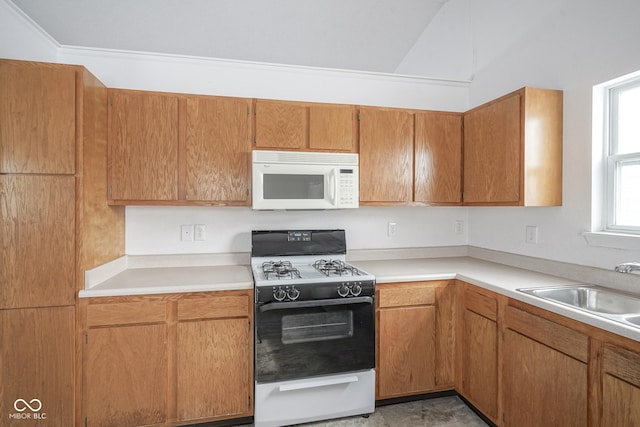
[[80, 291, 253, 427], [600, 343, 640, 426], [459, 285, 499, 423], [503, 306, 589, 427], [376, 281, 455, 399], [0, 306, 75, 427]]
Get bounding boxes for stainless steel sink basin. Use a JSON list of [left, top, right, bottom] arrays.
[[518, 284, 640, 328]]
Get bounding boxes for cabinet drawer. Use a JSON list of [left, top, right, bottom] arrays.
[[603, 344, 640, 388], [378, 283, 435, 308], [87, 300, 167, 327], [505, 306, 589, 363], [177, 294, 249, 320], [464, 287, 497, 321]]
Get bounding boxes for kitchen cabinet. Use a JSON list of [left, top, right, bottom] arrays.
[[254, 99, 357, 152], [176, 293, 252, 422], [0, 306, 75, 427], [0, 60, 76, 174], [599, 343, 640, 426], [458, 284, 499, 424], [376, 281, 455, 399], [414, 111, 463, 204], [359, 107, 463, 205], [503, 305, 589, 427], [463, 87, 563, 206], [359, 107, 414, 203], [108, 89, 252, 205], [1, 175, 75, 308], [80, 290, 253, 426]]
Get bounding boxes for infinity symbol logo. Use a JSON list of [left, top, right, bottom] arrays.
[[13, 399, 42, 412]]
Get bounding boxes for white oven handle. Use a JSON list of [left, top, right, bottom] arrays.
[[258, 296, 373, 313], [279, 375, 359, 392]]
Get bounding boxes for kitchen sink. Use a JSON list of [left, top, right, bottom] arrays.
[[518, 284, 640, 328]]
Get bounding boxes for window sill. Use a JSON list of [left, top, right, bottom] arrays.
[[582, 231, 640, 250]]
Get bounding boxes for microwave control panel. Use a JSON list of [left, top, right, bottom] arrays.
[[338, 168, 358, 208]]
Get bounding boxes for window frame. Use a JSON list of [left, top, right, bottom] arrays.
[[604, 77, 640, 234]]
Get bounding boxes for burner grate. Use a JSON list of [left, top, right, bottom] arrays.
[[313, 259, 362, 277], [262, 261, 301, 280]]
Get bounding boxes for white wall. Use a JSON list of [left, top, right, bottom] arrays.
[[0, 0, 57, 61], [462, 0, 640, 270]]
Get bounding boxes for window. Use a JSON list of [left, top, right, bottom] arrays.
[[605, 77, 640, 233]]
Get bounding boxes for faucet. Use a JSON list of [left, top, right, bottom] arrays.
[[615, 262, 640, 273]]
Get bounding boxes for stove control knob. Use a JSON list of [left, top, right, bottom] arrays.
[[287, 286, 300, 301], [337, 283, 350, 298], [273, 287, 287, 301], [350, 283, 362, 296]]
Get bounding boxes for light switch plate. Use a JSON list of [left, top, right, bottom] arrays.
[[181, 224, 194, 241], [525, 225, 538, 244]]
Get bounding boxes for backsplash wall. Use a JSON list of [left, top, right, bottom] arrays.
[[125, 206, 469, 255]]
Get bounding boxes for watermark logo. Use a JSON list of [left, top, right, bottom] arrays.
[[9, 399, 46, 420]]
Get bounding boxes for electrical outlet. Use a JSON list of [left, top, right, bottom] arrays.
[[455, 220, 465, 235], [387, 222, 397, 237], [194, 224, 206, 241], [181, 224, 194, 241], [525, 225, 538, 244]]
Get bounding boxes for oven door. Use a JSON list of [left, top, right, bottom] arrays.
[[255, 296, 374, 383]]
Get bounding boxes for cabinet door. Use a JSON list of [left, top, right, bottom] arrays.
[[255, 100, 307, 150], [0, 61, 76, 174], [1, 175, 75, 308], [309, 104, 356, 152], [184, 96, 252, 203], [463, 92, 521, 204], [359, 107, 413, 203], [0, 307, 74, 427], [85, 323, 167, 427], [601, 344, 640, 426], [177, 317, 251, 421], [414, 112, 462, 203], [461, 310, 498, 419], [378, 306, 436, 398], [108, 90, 179, 201]]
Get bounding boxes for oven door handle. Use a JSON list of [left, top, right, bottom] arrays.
[[279, 375, 359, 392], [258, 296, 373, 312]]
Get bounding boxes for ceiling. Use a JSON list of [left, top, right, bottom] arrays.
[[11, 0, 451, 74]]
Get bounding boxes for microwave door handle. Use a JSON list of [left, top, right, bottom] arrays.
[[328, 169, 337, 204]]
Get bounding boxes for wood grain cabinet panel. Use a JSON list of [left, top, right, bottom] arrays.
[[359, 107, 414, 203], [177, 317, 251, 421], [255, 99, 307, 150], [108, 89, 179, 201], [0, 61, 76, 174], [503, 306, 588, 427], [0, 306, 75, 427], [377, 281, 455, 399], [459, 287, 498, 423], [184, 96, 252, 203], [414, 111, 462, 204], [0, 175, 75, 308], [463, 87, 563, 206], [309, 104, 356, 152], [601, 344, 640, 426]]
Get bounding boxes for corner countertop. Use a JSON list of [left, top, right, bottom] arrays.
[[80, 252, 640, 342], [351, 257, 640, 342]]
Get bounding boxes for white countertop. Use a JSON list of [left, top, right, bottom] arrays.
[[81, 253, 640, 342], [351, 257, 640, 342]]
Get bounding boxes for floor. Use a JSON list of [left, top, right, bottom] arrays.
[[241, 396, 490, 427]]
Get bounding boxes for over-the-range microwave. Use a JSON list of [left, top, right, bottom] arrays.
[[252, 150, 359, 210]]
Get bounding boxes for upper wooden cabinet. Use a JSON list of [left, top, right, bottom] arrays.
[[255, 99, 357, 152], [415, 111, 463, 204], [359, 107, 414, 203], [360, 107, 463, 205], [0, 60, 76, 174], [463, 87, 563, 206], [108, 89, 252, 205]]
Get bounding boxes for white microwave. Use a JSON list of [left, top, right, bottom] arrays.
[[252, 150, 359, 210]]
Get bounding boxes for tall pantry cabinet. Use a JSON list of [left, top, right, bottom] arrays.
[[0, 59, 124, 426]]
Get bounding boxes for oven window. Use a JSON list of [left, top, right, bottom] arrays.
[[282, 311, 353, 344], [263, 174, 324, 199]]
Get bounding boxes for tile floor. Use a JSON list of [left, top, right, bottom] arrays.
[[242, 396, 490, 427]]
